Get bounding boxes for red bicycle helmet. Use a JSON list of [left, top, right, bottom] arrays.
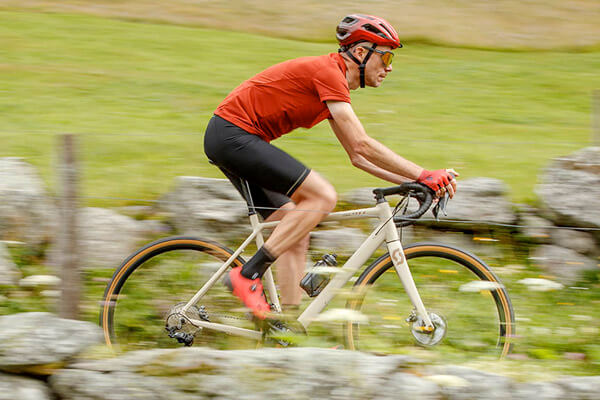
[[336, 14, 402, 49]]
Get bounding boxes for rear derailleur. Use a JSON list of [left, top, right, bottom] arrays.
[[165, 303, 208, 347]]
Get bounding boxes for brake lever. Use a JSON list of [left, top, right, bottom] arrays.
[[432, 192, 450, 221]]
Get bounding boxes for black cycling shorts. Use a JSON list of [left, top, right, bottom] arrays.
[[204, 115, 310, 219]]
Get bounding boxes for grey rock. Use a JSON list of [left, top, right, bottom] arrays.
[[436, 178, 515, 227], [518, 214, 553, 244], [0, 372, 52, 400], [19, 274, 61, 288], [536, 147, 600, 233], [0, 312, 102, 373], [49, 207, 149, 269], [512, 381, 565, 400], [343, 178, 516, 230], [420, 231, 501, 259], [140, 219, 172, 235], [427, 365, 512, 399], [50, 369, 165, 400], [341, 187, 378, 206], [159, 176, 250, 241], [0, 158, 57, 249], [310, 227, 368, 256], [55, 347, 420, 399], [554, 376, 600, 400], [530, 245, 597, 285], [0, 242, 20, 286], [375, 372, 440, 399], [116, 205, 156, 218], [550, 228, 597, 255]]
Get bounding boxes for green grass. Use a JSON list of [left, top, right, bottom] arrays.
[[1, 11, 599, 204], [1, 10, 600, 377], [3, 0, 600, 50]]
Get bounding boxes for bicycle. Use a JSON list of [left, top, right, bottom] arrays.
[[100, 181, 515, 357]]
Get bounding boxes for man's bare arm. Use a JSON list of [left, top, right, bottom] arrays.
[[327, 101, 423, 180], [328, 118, 411, 184], [327, 101, 458, 197]]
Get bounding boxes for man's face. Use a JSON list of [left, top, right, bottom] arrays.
[[362, 45, 394, 88]]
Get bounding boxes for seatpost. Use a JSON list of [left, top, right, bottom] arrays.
[[241, 178, 282, 313], [240, 178, 257, 216]]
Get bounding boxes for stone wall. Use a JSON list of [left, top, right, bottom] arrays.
[[1, 313, 599, 400]]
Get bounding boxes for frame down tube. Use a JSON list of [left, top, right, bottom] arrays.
[[297, 203, 388, 329], [297, 201, 434, 330]]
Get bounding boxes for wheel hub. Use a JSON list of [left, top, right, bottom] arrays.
[[409, 312, 447, 346]]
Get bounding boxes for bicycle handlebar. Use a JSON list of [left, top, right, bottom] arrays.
[[372, 182, 434, 227]]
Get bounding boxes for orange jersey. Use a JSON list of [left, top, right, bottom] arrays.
[[215, 53, 350, 142]]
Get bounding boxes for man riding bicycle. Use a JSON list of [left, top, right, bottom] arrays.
[[204, 14, 458, 319]]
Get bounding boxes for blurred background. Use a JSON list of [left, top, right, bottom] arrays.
[[0, 0, 599, 381]]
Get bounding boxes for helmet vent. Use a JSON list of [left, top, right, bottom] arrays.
[[379, 23, 394, 39], [342, 16, 357, 25], [362, 24, 387, 39]]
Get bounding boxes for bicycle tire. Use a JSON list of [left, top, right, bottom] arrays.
[[345, 242, 515, 358], [100, 236, 262, 351]]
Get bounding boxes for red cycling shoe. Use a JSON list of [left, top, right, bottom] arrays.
[[228, 267, 271, 320]]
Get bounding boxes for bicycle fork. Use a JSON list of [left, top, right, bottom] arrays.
[[380, 203, 435, 332]]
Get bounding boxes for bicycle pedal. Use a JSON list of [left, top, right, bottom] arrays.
[[263, 319, 295, 347]]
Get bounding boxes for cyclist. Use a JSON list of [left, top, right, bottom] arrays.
[[204, 14, 458, 319]]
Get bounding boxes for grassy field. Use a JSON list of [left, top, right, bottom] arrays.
[[1, 11, 599, 204], [1, 9, 600, 376], [2, 0, 599, 50]]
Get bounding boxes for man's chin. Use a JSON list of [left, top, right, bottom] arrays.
[[366, 79, 383, 87]]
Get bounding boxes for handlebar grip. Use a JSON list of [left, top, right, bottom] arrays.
[[372, 183, 434, 227], [393, 183, 434, 227]]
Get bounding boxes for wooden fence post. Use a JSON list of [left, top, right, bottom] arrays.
[[594, 90, 600, 146], [58, 134, 80, 319]]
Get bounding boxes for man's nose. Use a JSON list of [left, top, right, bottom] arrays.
[[385, 64, 393, 73]]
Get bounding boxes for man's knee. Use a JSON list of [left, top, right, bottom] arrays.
[[293, 171, 337, 212], [320, 184, 337, 212]]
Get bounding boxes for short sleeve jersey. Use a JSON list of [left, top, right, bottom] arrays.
[[215, 53, 350, 142]]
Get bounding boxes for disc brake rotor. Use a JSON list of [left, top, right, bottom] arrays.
[[410, 312, 447, 346]]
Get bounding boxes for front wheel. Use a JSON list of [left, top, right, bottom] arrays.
[[345, 243, 515, 359], [100, 236, 262, 352]]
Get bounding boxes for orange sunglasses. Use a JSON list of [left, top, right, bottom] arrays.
[[361, 46, 394, 67]]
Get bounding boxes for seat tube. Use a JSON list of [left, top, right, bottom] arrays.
[[249, 214, 281, 313], [380, 204, 434, 328]]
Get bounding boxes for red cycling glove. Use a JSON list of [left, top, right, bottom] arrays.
[[417, 169, 453, 192]]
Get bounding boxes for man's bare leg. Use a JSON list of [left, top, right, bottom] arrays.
[[274, 234, 309, 307], [263, 171, 336, 256], [230, 171, 336, 318], [264, 203, 310, 307]]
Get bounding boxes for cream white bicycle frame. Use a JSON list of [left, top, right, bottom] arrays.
[[181, 198, 434, 340]]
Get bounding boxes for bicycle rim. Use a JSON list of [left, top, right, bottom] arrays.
[[100, 236, 262, 351], [345, 242, 515, 359]]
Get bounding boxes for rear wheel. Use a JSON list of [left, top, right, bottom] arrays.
[[100, 236, 263, 351], [345, 243, 515, 358]]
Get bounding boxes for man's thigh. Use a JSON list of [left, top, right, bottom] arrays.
[[204, 115, 311, 197], [218, 167, 291, 220]]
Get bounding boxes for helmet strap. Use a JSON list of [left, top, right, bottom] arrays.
[[343, 43, 377, 88]]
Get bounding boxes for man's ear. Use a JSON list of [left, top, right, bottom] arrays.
[[352, 45, 366, 62]]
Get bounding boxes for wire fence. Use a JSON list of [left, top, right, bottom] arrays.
[[1, 130, 598, 233]]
